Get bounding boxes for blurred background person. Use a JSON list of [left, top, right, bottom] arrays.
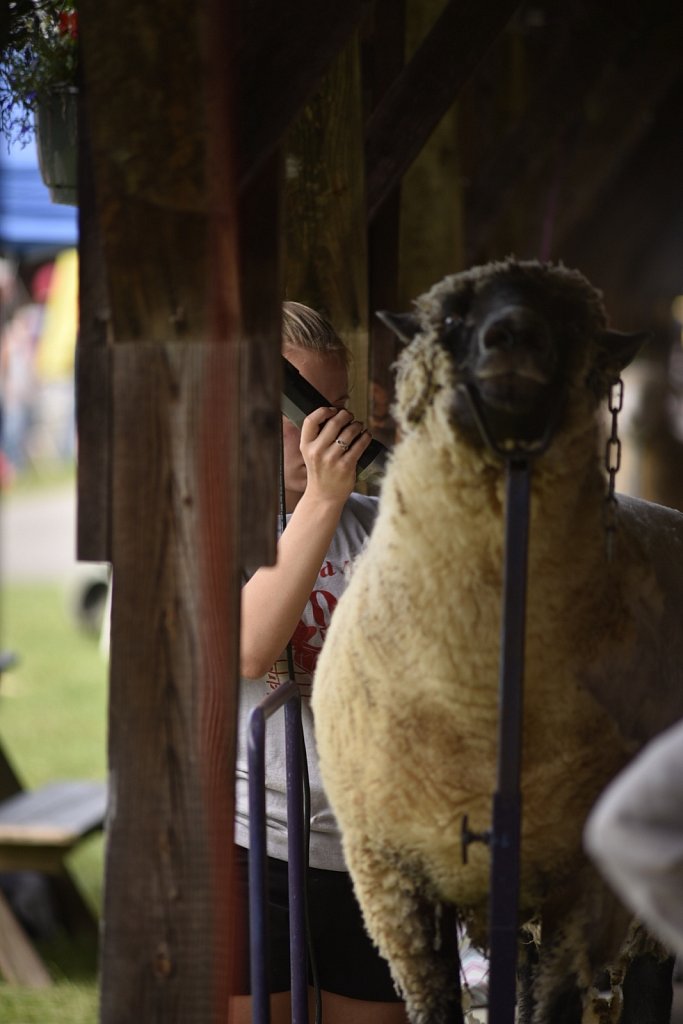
[[0, 298, 41, 477], [584, 718, 683, 961]]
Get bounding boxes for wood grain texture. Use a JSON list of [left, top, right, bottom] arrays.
[[76, 82, 112, 562], [462, 3, 640, 259], [365, 0, 404, 398], [237, 0, 368, 188], [238, 153, 283, 570], [103, 343, 240, 1024], [395, 0, 466, 307], [78, 1, 210, 343], [547, 17, 683, 253], [284, 35, 369, 421], [365, 0, 520, 223]]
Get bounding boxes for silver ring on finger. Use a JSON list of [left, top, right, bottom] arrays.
[[336, 437, 351, 453]]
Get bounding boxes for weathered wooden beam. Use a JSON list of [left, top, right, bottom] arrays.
[[284, 34, 369, 420], [237, 0, 370, 189], [78, 4, 244, 1022], [76, 79, 111, 562], [201, 5, 245, 1012], [365, 0, 520, 224], [396, 0, 467, 306], [549, 22, 683, 250], [561, 75, 683, 324], [79, 2, 210, 343], [239, 151, 283, 569], [364, 0, 404, 401], [103, 343, 240, 1024], [464, 19, 613, 257], [462, 2, 680, 260]]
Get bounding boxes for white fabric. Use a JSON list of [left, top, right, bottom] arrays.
[[234, 492, 378, 871], [584, 717, 683, 959]]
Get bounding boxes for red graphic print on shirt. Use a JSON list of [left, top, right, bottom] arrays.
[[291, 589, 337, 675], [266, 557, 352, 694], [265, 584, 339, 695]]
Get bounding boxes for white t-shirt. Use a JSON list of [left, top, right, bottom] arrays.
[[584, 717, 683, 960], [234, 492, 378, 871]]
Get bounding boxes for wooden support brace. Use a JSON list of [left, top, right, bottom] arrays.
[[237, 0, 369, 188], [0, 889, 52, 989], [365, 0, 520, 222]]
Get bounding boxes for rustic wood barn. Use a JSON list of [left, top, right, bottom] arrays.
[[71, 0, 683, 1019]]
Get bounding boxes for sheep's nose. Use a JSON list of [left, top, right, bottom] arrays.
[[479, 309, 552, 358], [481, 319, 517, 351]]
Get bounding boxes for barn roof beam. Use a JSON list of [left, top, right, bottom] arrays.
[[562, 74, 683, 323], [464, 0, 683, 260], [549, 27, 683, 250], [365, 0, 521, 224], [237, 0, 370, 189]]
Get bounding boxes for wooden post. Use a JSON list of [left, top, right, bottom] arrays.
[[364, 0, 405, 440], [76, 69, 111, 562], [238, 151, 283, 570], [104, 341, 240, 1023], [78, 3, 242, 1021]]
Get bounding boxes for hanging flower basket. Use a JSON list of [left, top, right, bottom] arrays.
[[35, 86, 78, 206]]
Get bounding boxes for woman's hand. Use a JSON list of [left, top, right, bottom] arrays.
[[300, 406, 373, 505]]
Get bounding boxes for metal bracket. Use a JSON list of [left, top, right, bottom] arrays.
[[461, 813, 491, 865]]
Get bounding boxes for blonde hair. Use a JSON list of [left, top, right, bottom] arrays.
[[282, 301, 349, 367]]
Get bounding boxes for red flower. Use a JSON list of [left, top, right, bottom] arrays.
[[58, 11, 78, 40]]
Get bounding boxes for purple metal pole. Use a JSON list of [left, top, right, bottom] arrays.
[[248, 680, 301, 1024], [285, 697, 309, 1024], [248, 705, 270, 1024], [487, 460, 531, 1024], [245, 679, 299, 1024]]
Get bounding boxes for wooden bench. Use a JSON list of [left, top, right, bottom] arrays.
[[0, 779, 108, 872], [0, 779, 108, 987]]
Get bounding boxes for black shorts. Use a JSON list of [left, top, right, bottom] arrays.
[[232, 844, 402, 1002]]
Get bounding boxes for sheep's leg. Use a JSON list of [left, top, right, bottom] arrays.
[[517, 934, 540, 1024], [529, 924, 586, 1024], [344, 842, 463, 1024], [618, 953, 674, 1024]]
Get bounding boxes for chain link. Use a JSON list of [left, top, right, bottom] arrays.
[[604, 377, 623, 562]]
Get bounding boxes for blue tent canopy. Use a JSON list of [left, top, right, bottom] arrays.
[[0, 130, 78, 255]]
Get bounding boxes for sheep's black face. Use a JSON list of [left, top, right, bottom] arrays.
[[379, 261, 648, 453], [438, 278, 577, 451]]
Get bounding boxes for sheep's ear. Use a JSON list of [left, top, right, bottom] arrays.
[[376, 310, 421, 344], [597, 329, 649, 372]]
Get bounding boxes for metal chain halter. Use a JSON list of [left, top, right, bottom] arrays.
[[604, 377, 623, 562]]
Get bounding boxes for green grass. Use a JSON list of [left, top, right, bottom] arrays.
[[4, 459, 77, 499], [0, 581, 107, 1024]]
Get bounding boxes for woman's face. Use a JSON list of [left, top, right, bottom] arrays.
[[282, 346, 349, 507]]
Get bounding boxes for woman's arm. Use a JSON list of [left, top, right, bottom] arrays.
[[240, 405, 371, 678]]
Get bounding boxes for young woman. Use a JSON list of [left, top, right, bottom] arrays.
[[232, 302, 409, 1024]]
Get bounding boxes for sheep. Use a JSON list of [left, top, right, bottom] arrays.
[[310, 258, 683, 1024]]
